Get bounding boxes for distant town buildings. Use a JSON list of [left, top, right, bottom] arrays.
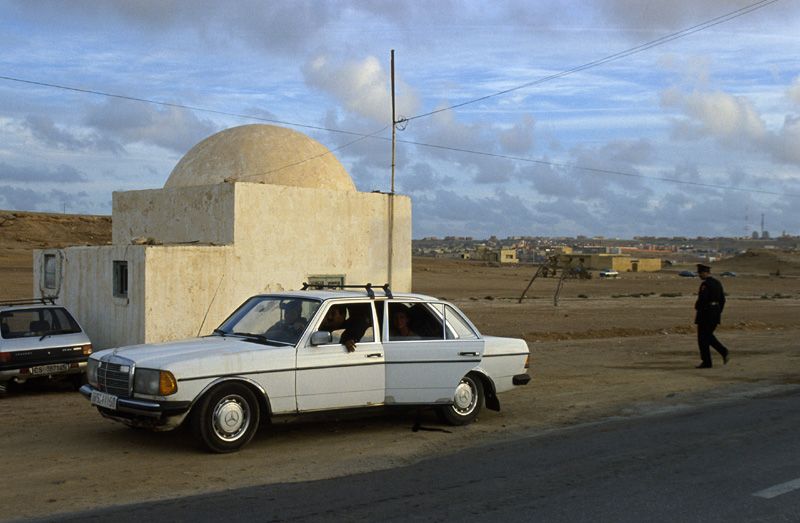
[[413, 232, 800, 268]]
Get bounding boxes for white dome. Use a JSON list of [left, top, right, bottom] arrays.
[[165, 124, 356, 192]]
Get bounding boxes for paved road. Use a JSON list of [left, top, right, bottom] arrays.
[[36, 388, 800, 522]]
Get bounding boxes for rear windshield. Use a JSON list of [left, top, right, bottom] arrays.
[[0, 307, 82, 339]]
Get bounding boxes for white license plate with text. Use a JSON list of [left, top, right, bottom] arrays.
[[91, 391, 118, 410], [29, 363, 69, 376]]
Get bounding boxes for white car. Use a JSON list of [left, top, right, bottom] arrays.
[[599, 269, 619, 278], [80, 286, 530, 452], [1, 298, 93, 393]]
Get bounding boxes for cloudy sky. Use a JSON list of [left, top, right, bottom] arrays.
[[1, 0, 799, 238]]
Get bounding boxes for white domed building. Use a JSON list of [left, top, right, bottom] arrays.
[[34, 124, 411, 349]]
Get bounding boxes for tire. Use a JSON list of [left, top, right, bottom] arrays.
[[192, 382, 261, 453], [70, 372, 87, 391], [437, 374, 483, 426]]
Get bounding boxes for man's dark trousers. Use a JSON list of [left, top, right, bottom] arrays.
[[697, 322, 728, 367]]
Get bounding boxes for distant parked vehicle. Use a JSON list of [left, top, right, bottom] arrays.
[[678, 270, 696, 277], [598, 269, 619, 278], [721, 271, 737, 277], [0, 298, 93, 393]]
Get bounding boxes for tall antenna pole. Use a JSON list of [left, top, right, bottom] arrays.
[[387, 49, 397, 288], [391, 49, 396, 194]]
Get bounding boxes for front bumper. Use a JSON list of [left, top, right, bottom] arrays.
[[512, 373, 531, 385], [79, 384, 192, 430]]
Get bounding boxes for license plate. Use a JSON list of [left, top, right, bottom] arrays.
[[29, 363, 69, 376], [91, 391, 118, 410]]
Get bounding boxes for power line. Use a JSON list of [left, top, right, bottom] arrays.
[[0, 74, 370, 139], [404, 0, 780, 122], [2, 63, 786, 196], [0, 0, 786, 198], [393, 137, 800, 198], [235, 124, 390, 181]]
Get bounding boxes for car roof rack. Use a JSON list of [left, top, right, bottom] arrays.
[[0, 297, 57, 307], [301, 282, 393, 299]]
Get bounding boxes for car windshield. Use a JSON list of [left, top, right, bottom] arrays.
[[0, 307, 82, 339], [215, 297, 321, 346]]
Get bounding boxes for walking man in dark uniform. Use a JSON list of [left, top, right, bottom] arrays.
[[694, 264, 730, 368]]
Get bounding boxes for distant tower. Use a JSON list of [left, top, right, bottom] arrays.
[[761, 213, 765, 237], [744, 206, 750, 239]]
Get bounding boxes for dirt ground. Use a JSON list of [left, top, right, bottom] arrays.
[[1, 215, 800, 520]]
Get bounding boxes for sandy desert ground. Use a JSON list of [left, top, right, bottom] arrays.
[[1, 212, 799, 520]]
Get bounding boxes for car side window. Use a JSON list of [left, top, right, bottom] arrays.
[[388, 302, 443, 341], [318, 302, 375, 344], [444, 305, 478, 340], [387, 302, 478, 341]]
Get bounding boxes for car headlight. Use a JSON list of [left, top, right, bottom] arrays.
[[133, 368, 178, 396], [86, 358, 99, 387]]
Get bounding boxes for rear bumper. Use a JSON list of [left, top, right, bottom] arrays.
[[512, 373, 531, 385], [0, 361, 86, 382]]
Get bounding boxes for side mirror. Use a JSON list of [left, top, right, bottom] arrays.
[[310, 330, 332, 346]]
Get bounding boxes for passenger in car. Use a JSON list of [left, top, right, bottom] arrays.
[[390, 308, 418, 340], [320, 304, 369, 352]]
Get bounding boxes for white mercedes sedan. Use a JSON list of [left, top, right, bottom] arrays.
[[81, 286, 530, 452]]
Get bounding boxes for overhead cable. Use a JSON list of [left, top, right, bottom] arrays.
[[0, 74, 368, 139], [393, 137, 800, 198], [404, 0, 780, 122]]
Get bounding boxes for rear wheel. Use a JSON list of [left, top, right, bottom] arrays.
[[438, 374, 483, 425], [192, 383, 260, 453]]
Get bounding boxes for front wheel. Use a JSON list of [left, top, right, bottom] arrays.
[[192, 383, 260, 453], [438, 374, 483, 426]]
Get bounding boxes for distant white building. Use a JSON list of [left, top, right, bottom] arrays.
[[34, 124, 411, 349]]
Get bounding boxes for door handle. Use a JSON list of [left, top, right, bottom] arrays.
[[365, 353, 383, 358], [459, 351, 479, 356]]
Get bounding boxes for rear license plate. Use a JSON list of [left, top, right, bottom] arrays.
[[91, 391, 118, 410], [29, 363, 69, 376]]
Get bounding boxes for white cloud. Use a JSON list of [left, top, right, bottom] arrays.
[[303, 55, 420, 124], [789, 77, 800, 105], [498, 115, 536, 155], [661, 88, 766, 144], [0, 162, 87, 183], [768, 115, 800, 164], [84, 99, 218, 154], [22, 115, 123, 154]]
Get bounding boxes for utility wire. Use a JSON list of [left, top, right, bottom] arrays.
[[235, 124, 390, 181], [392, 137, 800, 198], [0, 74, 369, 139], [0, 0, 785, 197], [404, 0, 780, 122]]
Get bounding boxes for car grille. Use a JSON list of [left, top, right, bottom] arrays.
[[97, 355, 133, 397]]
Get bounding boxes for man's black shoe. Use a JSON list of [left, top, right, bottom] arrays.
[[696, 364, 712, 369], [723, 353, 730, 365]]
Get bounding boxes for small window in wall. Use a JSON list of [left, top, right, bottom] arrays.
[[307, 274, 345, 289], [113, 261, 128, 298], [43, 254, 57, 289]]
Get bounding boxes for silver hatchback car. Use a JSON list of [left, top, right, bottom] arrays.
[[0, 299, 93, 393]]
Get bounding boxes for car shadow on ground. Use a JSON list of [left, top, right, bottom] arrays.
[[80, 405, 455, 454]]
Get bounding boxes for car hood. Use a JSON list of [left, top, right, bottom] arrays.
[[93, 335, 290, 371]]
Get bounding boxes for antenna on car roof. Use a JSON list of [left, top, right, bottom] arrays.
[[301, 282, 393, 299]]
